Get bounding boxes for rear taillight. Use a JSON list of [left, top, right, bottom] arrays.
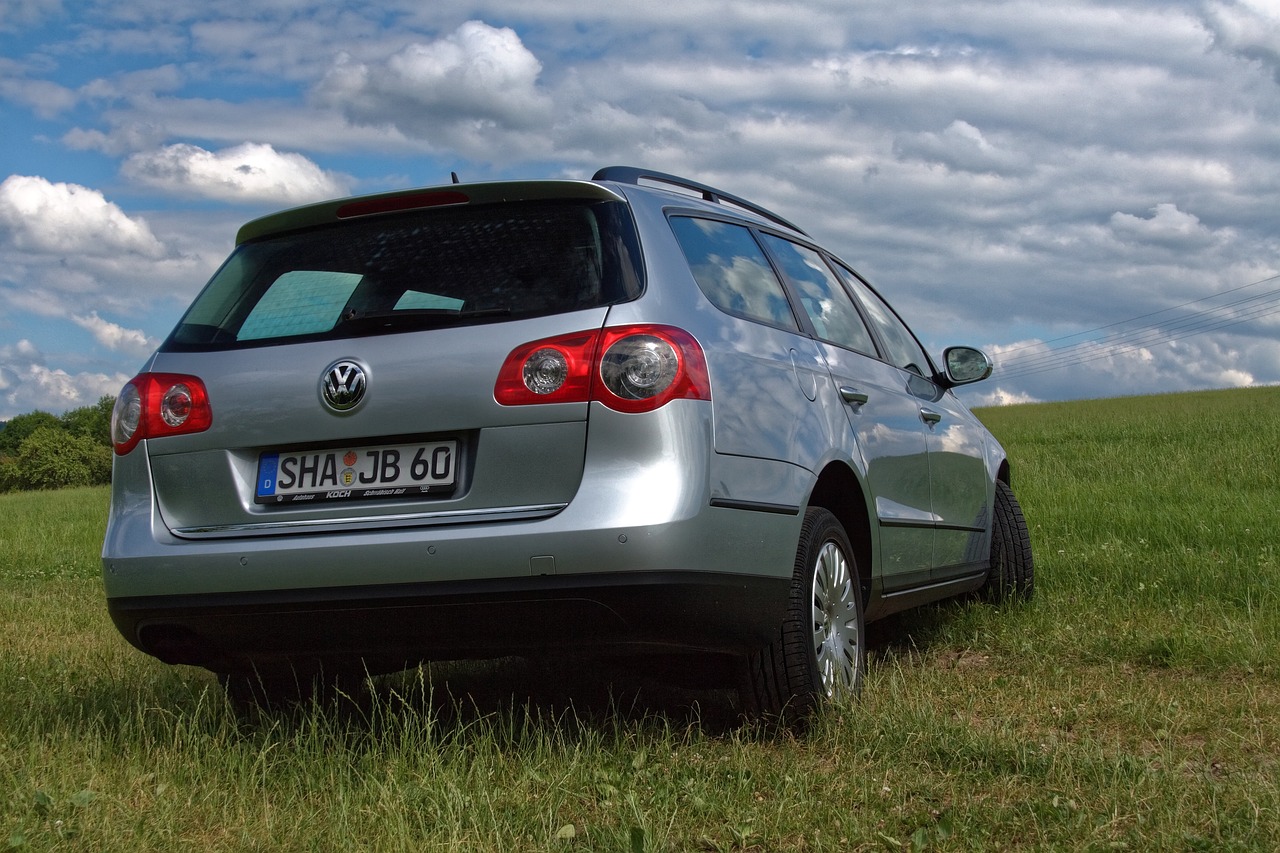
[[111, 373, 212, 455], [495, 324, 710, 413], [494, 332, 599, 406], [596, 326, 710, 413]]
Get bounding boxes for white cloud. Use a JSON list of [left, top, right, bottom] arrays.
[[894, 120, 1031, 175], [62, 124, 171, 158], [1109, 203, 1215, 247], [13, 364, 126, 413], [63, 96, 421, 160], [1205, 0, 1280, 78], [971, 386, 1041, 408], [972, 329, 1275, 404], [0, 340, 129, 419], [79, 65, 185, 102], [71, 312, 157, 357], [0, 0, 62, 30], [5, 340, 38, 360], [121, 142, 354, 204], [0, 184, 227, 398], [0, 175, 164, 257], [314, 20, 551, 145], [0, 75, 76, 118]]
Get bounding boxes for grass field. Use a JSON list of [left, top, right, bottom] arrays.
[[2, 386, 1278, 850]]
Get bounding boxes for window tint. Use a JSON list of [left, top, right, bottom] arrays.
[[165, 200, 643, 350], [669, 217, 798, 331], [237, 271, 362, 340], [758, 234, 876, 355], [835, 266, 932, 376]]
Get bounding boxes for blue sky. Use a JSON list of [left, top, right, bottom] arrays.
[[2, 0, 1278, 419]]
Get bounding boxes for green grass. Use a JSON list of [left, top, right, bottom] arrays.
[[3, 387, 1279, 850]]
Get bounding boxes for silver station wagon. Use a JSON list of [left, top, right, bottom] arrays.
[[103, 167, 1033, 719]]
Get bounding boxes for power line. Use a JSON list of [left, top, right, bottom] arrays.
[[994, 273, 1280, 380], [1000, 289, 1280, 378], [1000, 300, 1280, 379], [997, 272, 1280, 356], [999, 295, 1280, 378]]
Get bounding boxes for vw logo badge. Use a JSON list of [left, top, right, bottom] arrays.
[[321, 360, 367, 412]]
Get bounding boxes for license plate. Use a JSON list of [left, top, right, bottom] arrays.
[[255, 440, 457, 504]]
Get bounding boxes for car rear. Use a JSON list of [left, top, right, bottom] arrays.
[[102, 178, 796, 678]]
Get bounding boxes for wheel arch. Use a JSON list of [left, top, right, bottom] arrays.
[[805, 461, 873, 606]]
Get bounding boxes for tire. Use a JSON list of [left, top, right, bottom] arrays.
[[742, 507, 865, 726], [984, 480, 1034, 602]]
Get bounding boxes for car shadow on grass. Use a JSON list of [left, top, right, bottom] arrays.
[[365, 655, 748, 737], [53, 604, 983, 742], [864, 600, 976, 660], [245, 616, 969, 736], [198, 601, 990, 741], [395, 601, 989, 736]]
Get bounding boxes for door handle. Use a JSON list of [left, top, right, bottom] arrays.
[[838, 386, 869, 406], [920, 408, 942, 425]]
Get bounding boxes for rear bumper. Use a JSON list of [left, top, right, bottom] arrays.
[[107, 571, 790, 675], [102, 399, 808, 674]]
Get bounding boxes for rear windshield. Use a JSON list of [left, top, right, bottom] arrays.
[[164, 199, 644, 350]]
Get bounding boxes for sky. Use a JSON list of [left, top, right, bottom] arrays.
[[1, 0, 1278, 419]]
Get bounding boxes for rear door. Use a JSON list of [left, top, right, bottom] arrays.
[[145, 191, 644, 544], [832, 263, 992, 578], [757, 233, 936, 589]]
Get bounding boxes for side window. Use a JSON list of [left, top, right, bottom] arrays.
[[757, 234, 876, 355], [835, 266, 932, 376], [669, 217, 798, 331]]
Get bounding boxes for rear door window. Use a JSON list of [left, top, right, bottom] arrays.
[[757, 234, 877, 355]]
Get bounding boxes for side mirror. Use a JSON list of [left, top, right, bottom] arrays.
[[941, 346, 993, 386]]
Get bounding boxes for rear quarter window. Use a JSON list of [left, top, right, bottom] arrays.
[[669, 216, 798, 331]]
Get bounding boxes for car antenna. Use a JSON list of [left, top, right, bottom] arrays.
[[450, 171, 460, 184]]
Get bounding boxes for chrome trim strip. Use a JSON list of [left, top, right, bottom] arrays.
[[171, 503, 568, 539], [878, 566, 987, 598]]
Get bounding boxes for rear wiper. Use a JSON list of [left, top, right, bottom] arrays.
[[335, 307, 511, 332]]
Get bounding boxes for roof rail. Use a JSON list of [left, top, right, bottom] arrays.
[[592, 166, 809, 236]]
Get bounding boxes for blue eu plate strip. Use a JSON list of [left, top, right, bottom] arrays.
[[256, 453, 279, 498]]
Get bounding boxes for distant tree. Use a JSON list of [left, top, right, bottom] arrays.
[[0, 410, 61, 457], [61, 396, 116, 448], [4, 426, 112, 490]]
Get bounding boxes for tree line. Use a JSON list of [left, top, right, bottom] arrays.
[[0, 397, 114, 492]]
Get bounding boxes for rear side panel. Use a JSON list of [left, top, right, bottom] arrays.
[[604, 188, 841, 509]]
